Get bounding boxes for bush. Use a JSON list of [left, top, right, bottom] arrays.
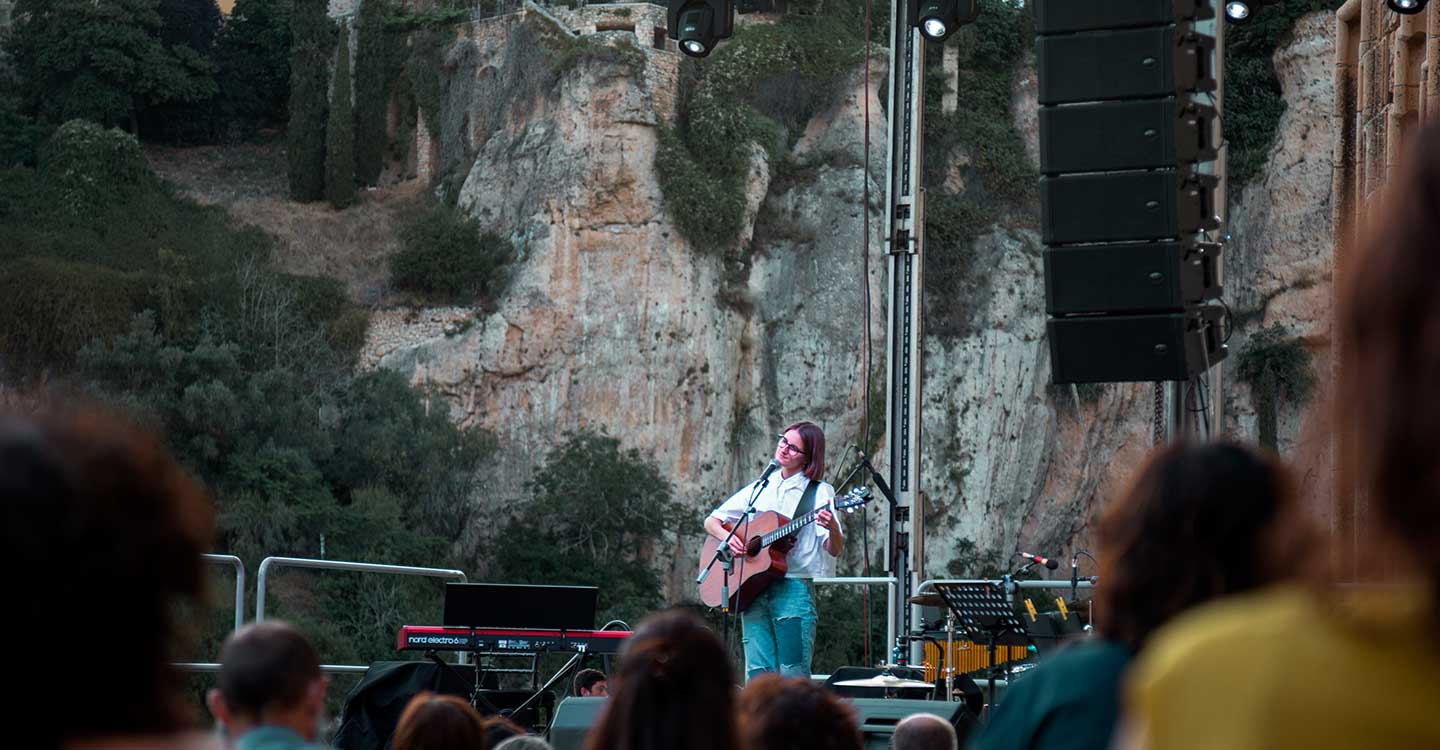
[[0, 256, 154, 374], [326, 21, 357, 209], [390, 207, 513, 303], [38, 120, 153, 214]]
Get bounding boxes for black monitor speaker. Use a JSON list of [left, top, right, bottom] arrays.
[[849, 698, 976, 750], [548, 697, 607, 750]]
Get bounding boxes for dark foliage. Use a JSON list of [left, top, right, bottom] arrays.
[[326, 21, 357, 208], [1224, 0, 1345, 186], [287, 0, 333, 201], [390, 206, 514, 303], [488, 432, 694, 625], [8, 0, 216, 130]]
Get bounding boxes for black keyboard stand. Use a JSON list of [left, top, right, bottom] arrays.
[[426, 650, 501, 714]]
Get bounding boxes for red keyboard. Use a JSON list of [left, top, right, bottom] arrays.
[[397, 625, 631, 654]]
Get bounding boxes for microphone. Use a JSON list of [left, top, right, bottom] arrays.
[[756, 459, 781, 485], [1020, 552, 1059, 570], [1071, 554, 1079, 597]]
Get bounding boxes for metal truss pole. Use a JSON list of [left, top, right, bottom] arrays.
[[881, 0, 927, 666]]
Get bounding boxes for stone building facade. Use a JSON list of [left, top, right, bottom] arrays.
[[1330, 0, 1440, 571]]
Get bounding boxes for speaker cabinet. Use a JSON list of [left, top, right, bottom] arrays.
[[548, 697, 607, 750], [848, 698, 975, 750], [1047, 310, 1226, 384], [1039, 99, 1216, 174], [1044, 241, 1220, 315], [1037, 26, 1215, 105], [1033, 0, 1212, 34], [1041, 170, 1218, 245]]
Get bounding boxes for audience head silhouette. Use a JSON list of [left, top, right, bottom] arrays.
[[585, 609, 736, 750], [737, 674, 862, 750], [392, 692, 488, 750], [890, 713, 958, 750], [208, 620, 328, 743], [1, 409, 214, 749], [1096, 440, 1295, 650], [1339, 118, 1440, 606]]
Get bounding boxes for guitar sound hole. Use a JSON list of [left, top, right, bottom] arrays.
[[746, 537, 762, 557]]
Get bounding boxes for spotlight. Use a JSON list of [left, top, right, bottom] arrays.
[[667, 0, 733, 58], [907, 0, 978, 43], [1387, 0, 1428, 14], [1223, 1, 1253, 23]]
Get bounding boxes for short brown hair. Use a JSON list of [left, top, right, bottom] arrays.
[[784, 421, 826, 481], [1095, 441, 1295, 650], [393, 692, 488, 750], [216, 621, 322, 720], [1, 409, 214, 747], [737, 674, 862, 750]]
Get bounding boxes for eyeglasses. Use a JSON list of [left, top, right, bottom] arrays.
[[776, 434, 807, 457]]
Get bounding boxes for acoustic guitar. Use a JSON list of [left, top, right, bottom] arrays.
[[697, 486, 872, 611]]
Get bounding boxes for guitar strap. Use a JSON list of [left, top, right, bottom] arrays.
[[794, 477, 819, 520]]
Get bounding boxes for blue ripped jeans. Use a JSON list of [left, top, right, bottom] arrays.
[[741, 577, 816, 681]]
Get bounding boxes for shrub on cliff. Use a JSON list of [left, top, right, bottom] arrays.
[[389, 207, 513, 304]]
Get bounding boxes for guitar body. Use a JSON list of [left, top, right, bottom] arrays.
[[698, 510, 793, 612]]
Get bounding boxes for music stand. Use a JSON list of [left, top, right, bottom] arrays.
[[932, 581, 1027, 714]]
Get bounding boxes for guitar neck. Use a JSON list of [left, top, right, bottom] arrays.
[[761, 506, 824, 547]]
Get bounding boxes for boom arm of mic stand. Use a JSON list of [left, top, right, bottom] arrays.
[[853, 452, 895, 505]]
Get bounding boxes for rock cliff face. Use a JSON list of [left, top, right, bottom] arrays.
[[368, 8, 1337, 588], [1220, 12, 1336, 485]]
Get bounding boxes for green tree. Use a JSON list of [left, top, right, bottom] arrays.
[[488, 432, 694, 625], [214, 0, 293, 134], [288, 0, 332, 201], [353, 0, 392, 185], [326, 21, 357, 208], [8, 0, 217, 131]]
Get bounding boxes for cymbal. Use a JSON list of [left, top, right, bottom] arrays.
[[907, 593, 945, 607], [833, 675, 935, 689]]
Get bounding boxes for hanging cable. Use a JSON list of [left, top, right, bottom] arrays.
[[860, 0, 874, 668]]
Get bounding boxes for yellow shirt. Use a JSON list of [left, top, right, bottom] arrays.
[[1127, 584, 1440, 749]]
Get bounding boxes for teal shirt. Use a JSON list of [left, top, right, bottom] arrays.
[[969, 639, 1132, 750], [235, 726, 329, 750]]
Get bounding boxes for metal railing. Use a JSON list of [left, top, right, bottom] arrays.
[[811, 575, 900, 679], [175, 556, 467, 679], [203, 554, 246, 634], [256, 557, 467, 622], [175, 662, 371, 676]]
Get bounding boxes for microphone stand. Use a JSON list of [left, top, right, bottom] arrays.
[[698, 472, 769, 670]]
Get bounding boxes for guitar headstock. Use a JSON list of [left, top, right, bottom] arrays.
[[833, 486, 873, 512]]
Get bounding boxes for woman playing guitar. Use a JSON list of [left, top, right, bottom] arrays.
[[702, 421, 844, 681]]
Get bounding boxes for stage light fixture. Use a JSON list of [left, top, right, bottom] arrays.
[[667, 0, 734, 58], [1387, 0, 1428, 14], [1223, 1, 1253, 23], [907, 0, 978, 43]]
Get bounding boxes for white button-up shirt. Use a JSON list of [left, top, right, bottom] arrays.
[[709, 471, 840, 578]]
